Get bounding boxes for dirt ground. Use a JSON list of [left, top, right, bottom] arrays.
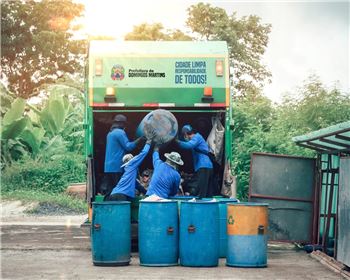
[[0, 200, 343, 280], [0, 200, 86, 225]]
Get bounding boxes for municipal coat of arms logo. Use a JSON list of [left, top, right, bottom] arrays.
[[111, 64, 125, 80]]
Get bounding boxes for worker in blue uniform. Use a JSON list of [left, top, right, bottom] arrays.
[[135, 169, 152, 195], [176, 124, 213, 198], [104, 139, 152, 201], [146, 147, 183, 199], [101, 114, 143, 195]]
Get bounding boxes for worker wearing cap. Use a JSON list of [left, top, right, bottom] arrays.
[[101, 114, 143, 195], [176, 124, 213, 198], [104, 140, 152, 201], [135, 169, 152, 195], [146, 147, 183, 199]]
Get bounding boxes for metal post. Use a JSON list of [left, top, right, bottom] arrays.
[[323, 168, 335, 254]]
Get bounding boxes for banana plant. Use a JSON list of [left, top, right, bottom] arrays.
[[1, 98, 27, 135], [39, 91, 68, 136], [1, 139, 28, 168], [36, 135, 67, 162], [19, 122, 45, 155], [1, 84, 85, 167], [44, 85, 84, 153], [1, 98, 29, 165]]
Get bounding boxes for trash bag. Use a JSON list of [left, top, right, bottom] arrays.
[[206, 117, 224, 163], [221, 160, 236, 198], [136, 109, 178, 145]]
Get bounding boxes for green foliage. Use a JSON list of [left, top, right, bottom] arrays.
[[2, 98, 26, 126], [20, 124, 46, 155], [187, 3, 229, 40], [0, 82, 14, 117], [1, 84, 84, 167], [43, 84, 85, 153], [1, 153, 85, 193], [232, 76, 350, 200], [1, 139, 28, 165], [125, 23, 192, 41], [168, 29, 193, 41], [1, 116, 29, 140], [233, 123, 270, 200], [39, 92, 69, 136], [187, 3, 272, 96], [1, 97, 29, 164], [279, 76, 350, 133], [125, 23, 167, 40], [1, 0, 86, 99], [232, 92, 275, 200]]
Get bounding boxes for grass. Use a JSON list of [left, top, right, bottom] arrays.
[[1, 189, 87, 214]]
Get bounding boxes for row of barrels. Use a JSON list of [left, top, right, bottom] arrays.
[[91, 198, 268, 267]]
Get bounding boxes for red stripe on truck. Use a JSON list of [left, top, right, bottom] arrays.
[[210, 103, 226, 107], [143, 103, 159, 107], [92, 103, 108, 107]]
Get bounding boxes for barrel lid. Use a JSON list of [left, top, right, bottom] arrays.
[[169, 196, 198, 200], [227, 202, 269, 206], [181, 200, 219, 204], [139, 200, 177, 204], [200, 198, 236, 203], [217, 198, 238, 204], [92, 201, 130, 205]]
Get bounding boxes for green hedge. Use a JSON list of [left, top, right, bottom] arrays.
[[2, 153, 85, 193]]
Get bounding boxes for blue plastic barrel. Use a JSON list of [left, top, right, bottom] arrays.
[[91, 201, 131, 266], [169, 196, 198, 209], [179, 201, 219, 267], [226, 202, 269, 267], [139, 201, 179, 266], [136, 109, 178, 145], [217, 198, 238, 258], [200, 198, 238, 258]]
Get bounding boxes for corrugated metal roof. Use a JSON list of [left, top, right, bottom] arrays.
[[292, 121, 350, 154]]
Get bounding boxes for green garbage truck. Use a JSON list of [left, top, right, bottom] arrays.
[[85, 40, 234, 219]]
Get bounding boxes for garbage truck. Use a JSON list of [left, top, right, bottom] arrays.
[[84, 40, 234, 220]]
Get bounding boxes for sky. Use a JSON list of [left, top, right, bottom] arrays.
[[81, 0, 349, 103]]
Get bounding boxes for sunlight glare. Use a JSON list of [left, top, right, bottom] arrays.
[[79, 0, 187, 39], [65, 218, 72, 228]]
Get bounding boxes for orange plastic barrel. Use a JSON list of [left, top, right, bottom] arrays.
[[88, 205, 92, 222], [226, 203, 268, 267]]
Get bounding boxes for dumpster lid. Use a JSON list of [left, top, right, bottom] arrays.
[[292, 121, 350, 154]]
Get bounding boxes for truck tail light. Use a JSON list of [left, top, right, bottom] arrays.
[[202, 86, 214, 102], [216, 60, 224, 76], [203, 87, 213, 96], [104, 87, 116, 102], [106, 87, 115, 96], [95, 58, 103, 76]]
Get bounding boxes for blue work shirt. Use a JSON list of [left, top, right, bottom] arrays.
[[104, 128, 136, 173], [146, 152, 181, 198], [178, 133, 213, 171], [110, 143, 150, 198]]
